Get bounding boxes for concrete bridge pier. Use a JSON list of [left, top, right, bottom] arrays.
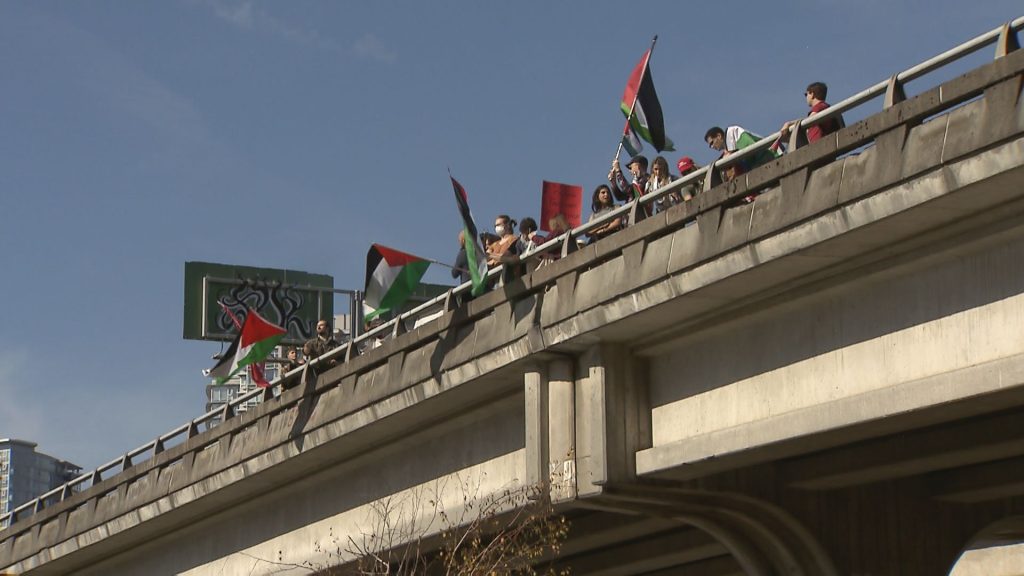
[[524, 347, 840, 575], [525, 345, 1024, 575]]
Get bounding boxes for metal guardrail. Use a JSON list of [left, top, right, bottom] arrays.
[[1, 16, 1021, 532]]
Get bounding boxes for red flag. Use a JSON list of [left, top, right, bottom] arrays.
[[540, 181, 583, 232]]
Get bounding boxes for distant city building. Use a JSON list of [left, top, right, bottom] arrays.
[[203, 366, 273, 429], [0, 439, 81, 523]]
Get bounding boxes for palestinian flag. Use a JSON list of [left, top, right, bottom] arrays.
[[620, 44, 674, 152], [621, 118, 643, 157], [363, 244, 430, 321], [451, 175, 488, 297], [205, 309, 286, 384], [217, 301, 271, 388]]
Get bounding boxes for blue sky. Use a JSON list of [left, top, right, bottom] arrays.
[[0, 1, 1019, 471]]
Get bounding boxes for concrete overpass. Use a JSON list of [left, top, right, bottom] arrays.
[[3, 18, 1024, 576]]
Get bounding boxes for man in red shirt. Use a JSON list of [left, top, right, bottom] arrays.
[[781, 82, 844, 145]]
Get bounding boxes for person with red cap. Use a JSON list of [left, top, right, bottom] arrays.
[[676, 156, 702, 202]]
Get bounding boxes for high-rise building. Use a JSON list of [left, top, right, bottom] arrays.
[[0, 439, 80, 524], [204, 362, 280, 429]]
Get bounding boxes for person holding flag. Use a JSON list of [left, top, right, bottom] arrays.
[[452, 231, 471, 284], [609, 37, 673, 222], [608, 153, 650, 220], [450, 174, 489, 298]]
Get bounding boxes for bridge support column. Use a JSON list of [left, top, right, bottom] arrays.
[[525, 346, 649, 504], [525, 357, 577, 503], [574, 344, 650, 497]]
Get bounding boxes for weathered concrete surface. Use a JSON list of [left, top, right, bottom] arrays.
[[640, 209, 1024, 480], [2, 46, 1024, 576], [80, 397, 527, 576]]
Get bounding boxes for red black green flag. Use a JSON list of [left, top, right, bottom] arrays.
[[621, 44, 674, 152], [451, 176, 488, 297], [363, 244, 430, 321]]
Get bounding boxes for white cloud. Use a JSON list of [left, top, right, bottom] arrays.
[[204, 0, 344, 53], [353, 33, 398, 64], [200, 1, 397, 63], [212, 0, 255, 30]]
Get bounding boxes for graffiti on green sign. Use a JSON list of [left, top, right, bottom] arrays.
[[215, 279, 319, 342]]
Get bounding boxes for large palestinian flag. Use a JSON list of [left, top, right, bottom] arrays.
[[206, 309, 286, 384], [621, 44, 674, 152], [451, 176, 488, 297], [363, 244, 430, 321]]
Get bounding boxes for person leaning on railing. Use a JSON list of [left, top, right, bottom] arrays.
[[487, 214, 520, 267], [281, 346, 303, 372], [359, 316, 387, 354], [452, 230, 471, 284], [650, 155, 682, 213], [303, 319, 339, 373], [780, 81, 845, 146], [548, 214, 570, 238], [704, 125, 779, 192], [534, 213, 575, 268], [586, 184, 623, 245], [676, 156, 702, 202], [519, 217, 541, 253]]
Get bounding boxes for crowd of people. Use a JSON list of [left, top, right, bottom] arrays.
[[273, 315, 388, 382], [452, 81, 844, 282], [279, 81, 845, 377]]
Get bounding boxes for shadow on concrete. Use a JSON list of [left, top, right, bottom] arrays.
[[287, 363, 321, 450]]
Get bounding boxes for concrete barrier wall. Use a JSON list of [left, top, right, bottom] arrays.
[[645, 222, 1024, 463], [78, 395, 527, 576]]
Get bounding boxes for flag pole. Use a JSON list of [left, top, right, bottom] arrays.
[[425, 258, 464, 272], [217, 300, 243, 330], [613, 34, 659, 164]]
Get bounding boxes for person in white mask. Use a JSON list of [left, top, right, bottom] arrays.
[[487, 214, 520, 267]]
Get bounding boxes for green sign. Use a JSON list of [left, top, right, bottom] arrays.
[[183, 261, 334, 345]]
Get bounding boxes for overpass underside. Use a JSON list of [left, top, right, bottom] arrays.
[[4, 38, 1024, 576]]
